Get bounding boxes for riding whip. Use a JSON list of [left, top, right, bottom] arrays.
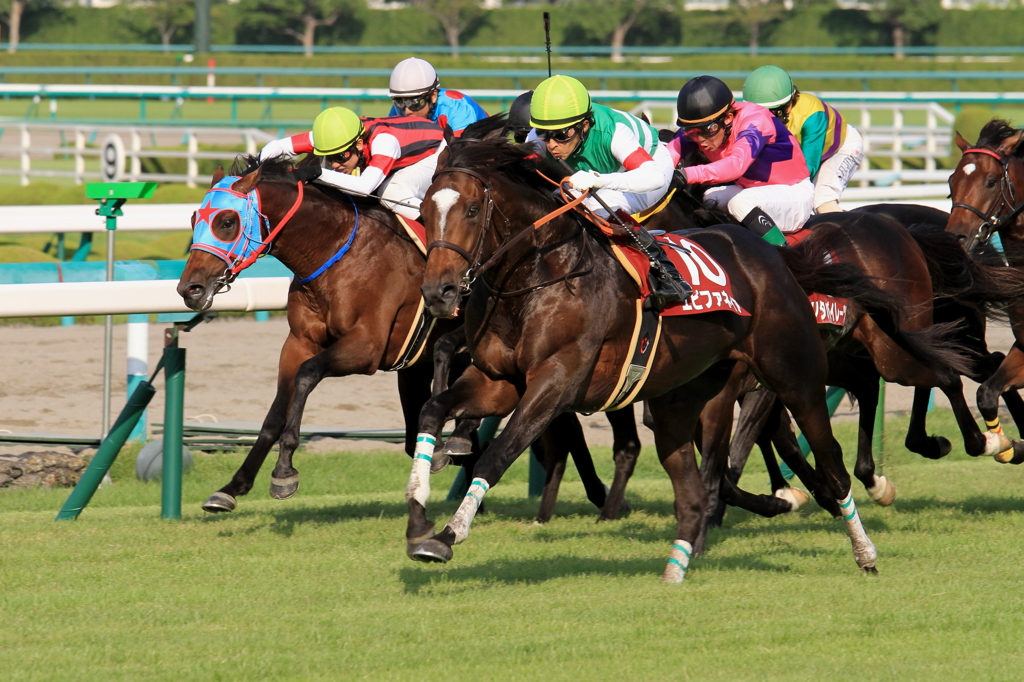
[[543, 12, 552, 78]]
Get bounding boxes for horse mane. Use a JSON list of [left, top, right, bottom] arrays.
[[444, 137, 566, 207], [975, 119, 1024, 159], [461, 112, 509, 141], [228, 153, 401, 228]]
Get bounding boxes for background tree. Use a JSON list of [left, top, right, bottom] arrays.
[[237, 0, 360, 57], [563, 0, 674, 63], [728, 0, 790, 56], [138, 0, 194, 52], [411, 0, 488, 59], [866, 0, 942, 59], [0, 0, 27, 53]]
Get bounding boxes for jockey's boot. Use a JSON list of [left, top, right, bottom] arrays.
[[740, 207, 787, 246], [619, 215, 693, 310]]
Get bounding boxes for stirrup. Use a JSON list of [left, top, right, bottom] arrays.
[[645, 275, 692, 311]]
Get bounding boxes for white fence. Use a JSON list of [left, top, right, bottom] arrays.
[[0, 123, 276, 188]]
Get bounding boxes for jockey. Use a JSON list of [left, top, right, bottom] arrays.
[[743, 65, 864, 214], [505, 90, 533, 144], [526, 75, 691, 309], [668, 75, 813, 245], [258, 106, 445, 220], [387, 57, 488, 136]]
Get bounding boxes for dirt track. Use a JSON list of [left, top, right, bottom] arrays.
[[0, 316, 1016, 450]]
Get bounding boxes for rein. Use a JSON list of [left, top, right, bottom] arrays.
[[426, 167, 594, 297], [952, 147, 1024, 250]]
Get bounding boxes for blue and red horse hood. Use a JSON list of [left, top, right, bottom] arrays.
[[190, 175, 270, 268]]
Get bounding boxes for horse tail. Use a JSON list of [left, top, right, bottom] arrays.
[[909, 223, 1024, 324], [777, 239, 976, 382]]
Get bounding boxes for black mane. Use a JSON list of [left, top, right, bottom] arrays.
[[228, 154, 401, 227], [445, 137, 566, 204], [975, 119, 1024, 159]]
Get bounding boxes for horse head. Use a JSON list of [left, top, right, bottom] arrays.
[[948, 120, 1024, 253]]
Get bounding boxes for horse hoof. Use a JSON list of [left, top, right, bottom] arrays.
[[269, 475, 299, 499], [406, 529, 434, 559], [661, 562, 686, 584], [995, 440, 1024, 464], [867, 475, 896, 506], [411, 538, 453, 563], [982, 431, 1013, 458], [440, 437, 473, 456], [774, 487, 810, 511], [861, 565, 879, 576], [430, 454, 451, 475], [202, 491, 236, 513]]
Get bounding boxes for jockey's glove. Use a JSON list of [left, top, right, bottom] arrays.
[[258, 139, 289, 162], [676, 168, 688, 184], [291, 165, 323, 183], [568, 170, 604, 191]]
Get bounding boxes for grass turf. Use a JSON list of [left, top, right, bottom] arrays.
[[3, 408, 1024, 680]]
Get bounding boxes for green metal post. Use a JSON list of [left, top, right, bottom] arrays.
[[528, 446, 545, 498], [194, 0, 211, 53], [161, 339, 186, 520], [56, 381, 156, 520]]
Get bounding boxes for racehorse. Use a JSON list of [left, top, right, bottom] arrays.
[[401, 137, 915, 582], [946, 119, 1024, 463]]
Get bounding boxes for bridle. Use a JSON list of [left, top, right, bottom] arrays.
[[951, 147, 1024, 252], [425, 167, 593, 297]]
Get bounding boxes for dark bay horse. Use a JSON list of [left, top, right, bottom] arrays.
[[402, 139, 909, 582], [946, 120, 1024, 464]]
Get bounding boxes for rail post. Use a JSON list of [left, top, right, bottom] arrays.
[[873, 378, 886, 465], [161, 327, 186, 519]]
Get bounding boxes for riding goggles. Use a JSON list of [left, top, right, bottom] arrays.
[[769, 105, 791, 124], [682, 119, 724, 140], [392, 95, 431, 113], [536, 124, 581, 144]]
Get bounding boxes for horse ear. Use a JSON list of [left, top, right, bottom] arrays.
[[955, 132, 970, 153], [436, 147, 451, 170], [443, 124, 455, 147], [998, 130, 1024, 156], [211, 166, 225, 187], [232, 165, 262, 194]]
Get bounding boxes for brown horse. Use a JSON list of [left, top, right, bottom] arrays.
[[177, 157, 460, 512], [947, 120, 1024, 464], [401, 138, 913, 582]]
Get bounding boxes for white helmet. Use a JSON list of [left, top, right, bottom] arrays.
[[389, 57, 440, 98]]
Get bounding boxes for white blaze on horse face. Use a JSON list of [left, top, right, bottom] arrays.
[[963, 163, 977, 176], [432, 188, 461, 239]]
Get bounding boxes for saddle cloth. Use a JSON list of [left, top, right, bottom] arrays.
[[610, 233, 750, 317], [395, 214, 428, 256], [785, 228, 849, 327]]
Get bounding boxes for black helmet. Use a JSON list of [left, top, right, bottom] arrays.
[[507, 90, 534, 134], [676, 76, 734, 127]]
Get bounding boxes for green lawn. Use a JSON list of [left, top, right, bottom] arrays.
[[3, 409, 1024, 680]]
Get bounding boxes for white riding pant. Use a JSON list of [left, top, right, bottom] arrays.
[[813, 124, 864, 211], [703, 178, 815, 233], [584, 144, 675, 218], [376, 143, 446, 220]]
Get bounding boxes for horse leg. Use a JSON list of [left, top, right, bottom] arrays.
[[410, 361, 588, 564], [270, 337, 380, 499], [904, 388, 953, 459], [646, 388, 712, 582], [696, 363, 744, 534], [534, 413, 577, 525], [397, 361, 434, 458], [405, 364, 520, 560], [563, 413, 611, 513], [203, 334, 314, 513], [430, 326, 479, 458], [977, 345, 1024, 464], [599, 406, 640, 521]]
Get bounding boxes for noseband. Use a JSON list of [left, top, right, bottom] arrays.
[[952, 148, 1024, 250]]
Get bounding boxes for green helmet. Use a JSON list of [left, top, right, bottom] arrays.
[[311, 107, 364, 156], [742, 66, 796, 109], [530, 75, 592, 130]]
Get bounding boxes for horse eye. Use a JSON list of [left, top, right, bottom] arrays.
[[467, 205, 480, 218], [986, 178, 998, 188]]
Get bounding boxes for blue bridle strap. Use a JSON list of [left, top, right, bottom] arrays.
[[296, 195, 359, 284]]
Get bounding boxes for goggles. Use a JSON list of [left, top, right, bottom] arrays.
[[682, 119, 724, 140], [392, 95, 431, 113], [769, 105, 791, 124], [536, 124, 580, 144]]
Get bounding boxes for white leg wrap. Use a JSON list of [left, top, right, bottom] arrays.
[[983, 431, 1012, 458], [405, 433, 435, 507], [867, 475, 896, 506], [449, 477, 489, 544], [662, 539, 693, 584], [839, 490, 877, 570], [774, 487, 810, 511]]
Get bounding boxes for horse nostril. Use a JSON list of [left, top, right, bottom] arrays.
[[187, 283, 206, 300], [440, 283, 459, 304]]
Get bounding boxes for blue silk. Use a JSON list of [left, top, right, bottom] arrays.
[[190, 176, 270, 268]]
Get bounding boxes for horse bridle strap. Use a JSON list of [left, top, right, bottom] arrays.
[[228, 181, 305, 276], [952, 148, 1024, 246]]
